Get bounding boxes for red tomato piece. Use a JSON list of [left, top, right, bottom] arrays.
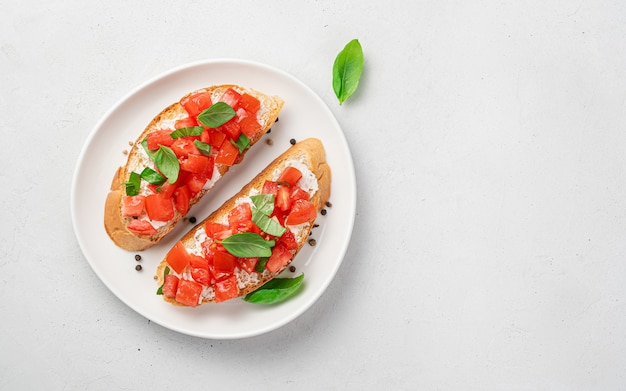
[[208, 128, 227, 149], [122, 195, 145, 217], [189, 254, 208, 269], [239, 116, 262, 137], [127, 219, 158, 236], [278, 166, 303, 186], [145, 193, 175, 222], [237, 257, 258, 274], [175, 279, 203, 307], [180, 154, 209, 174], [277, 230, 298, 251], [218, 88, 242, 109], [147, 130, 174, 150], [232, 220, 262, 235], [200, 128, 211, 144], [174, 117, 198, 129], [289, 186, 310, 203], [262, 180, 278, 196], [285, 199, 317, 226], [220, 119, 241, 140], [171, 138, 200, 157], [238, 93, 261, 114], [214, 275, 239, 303], [161, 274, 179, 299], [215, 140, 239, 166], [205, 222, 230, 239], [180, 91, 213, 118], [276, 186, 292, 212], [173, 185, 191, 215], [228, 203, 252, 227], [266, 243, 293, 273], [157, 180, 178, 198], [213, 251, 236, 276], [166, 241, 191, 274], [186, 174, 207, 194]]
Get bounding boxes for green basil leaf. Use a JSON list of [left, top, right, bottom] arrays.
[[231, 133, 251, 154], [250, 194, 275, 216], [170, 126, 204, 139], [153, 146, 179, 184], [124, 172, 141, 196], [255, 257, 269, 273], [219, 233, 275, 258], [252, 209, 286, 237], [243, 274, 304, 304], [197, 102, 236, 128], [140, 167, 166, 185], [194, 140, 212, 156], [332, 38, 364, 105]]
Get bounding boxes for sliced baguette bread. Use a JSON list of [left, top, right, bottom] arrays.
[[156, 138, 331, 306], [104, 85, 284, 251]]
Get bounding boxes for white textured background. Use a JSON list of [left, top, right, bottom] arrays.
[[2, 1, 626, 389]]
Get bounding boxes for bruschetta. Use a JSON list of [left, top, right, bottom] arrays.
[[155, 138, 331, 306], [104, 85, 284, 251]]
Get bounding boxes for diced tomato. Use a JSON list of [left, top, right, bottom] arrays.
[[278, 166, 302, 186], [189, 254, 208, 269], [173, 185, 191, 215], [166, 241, 191, 274], [238, 93, 260, 114], [237, 257, 258, 274], [290, 186, 310, 203], [231, 220, 262, 235], [174, 117, 198, 129], [220, 119, 241, 140], [122, 195, 145, 217], [266, 243, 293, 273], [271, 208, 288, 226], [218, 88, 242, 109], [208, 128, 227, 149], [202, 156, 215, 180], [145, 193, 175, 222], [262, 180, 279, 196], [175, 279, 203, 307], [171, 138, 200, 157], [127, 219, 158, 236], [180, 91, 213, 118], [186, 174, 207, 194], [276, 185, 292, 212], [215, 140, 239, 166], [200, 128, 211, 144], [205, 222, 230, 239], [277, 230, 298, 251], [180, 154, 209, 174], [236, 108, 249, 121], [228, 203, 252, 227], [201, 239, 215, 260], [214, 275, 239, 303], [285, 199, 317, 226], [161, 274, 179, 299], [191, 268, 211, 286], [157, 180, 178, 198], [147, 130, 174, 150], [239, 116, 262, 137], [213, 251, 236, 276]]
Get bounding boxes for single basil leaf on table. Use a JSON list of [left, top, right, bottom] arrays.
[[219, 232, 275, 258], [332, 38, 364, 105], [197, 102, 236, 128], [170, 126, 204, 139], [124, 172, 141, 196], [140, 167, 166, 185], [194, 140, 212, 156], [244, 274, 305, 304], [152, 146, 179, 184]]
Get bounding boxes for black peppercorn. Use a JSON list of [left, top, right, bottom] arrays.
[[308, 238, 317, 246], [290, 138, 296, 145], [135, 265, 142, 271], [321, 209, 327, 216], [289, 266, 296, 272], [134, 254, 141, 261], [189, 217, 197, 224]]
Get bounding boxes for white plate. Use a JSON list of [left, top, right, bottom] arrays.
[[71, 59, 356, 339]]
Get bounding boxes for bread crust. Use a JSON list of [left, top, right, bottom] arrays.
[[156, 138, 331, 306], [104, 85, 284, 251]]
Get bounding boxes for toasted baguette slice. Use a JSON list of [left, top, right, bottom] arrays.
[[104, 85, 284, 251], [156, 138, 331, 306]]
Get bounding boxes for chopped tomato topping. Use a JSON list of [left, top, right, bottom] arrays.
[[289, 186, 310, 203], [277, 230, 298, 251], [180, 154, 209, 174], [228, 203, 252, 227], [262, 180, 278, 196], [122, 195, 145, 217], [277, 166, 302, 186], [127, 219, 158, 236], [215, 140, 239, 166], [237, 257, 258, 274], [161, 274, 179, 299], [218, 88, 242, 109], [174, 117, 198, 129], [239, 116, 261, 137], [186, 174, 207, 194], [214, 275, 239, 303], [220, 119, 241, 140], [166, 241, 191, 274], [266, 243, 293, 273], [213, 251, 236, 277], [180, 91, 213, 118], [156, 180, 178, 198], [191, 267, 211, 286], [238, 93, 260, 114], [171, 138, 200, 157], [145, 193, 174, 221], [146, 130, 174, 150], [173, 185, 191, 215], [205, 222, 230, 239], [208, 128, 227, 149], [175, 279, 203, 307], [285, 199, 317, 226], [276, 186, 292, 212]]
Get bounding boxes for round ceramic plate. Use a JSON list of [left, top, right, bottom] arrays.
[[71, 59, 356, 339]]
